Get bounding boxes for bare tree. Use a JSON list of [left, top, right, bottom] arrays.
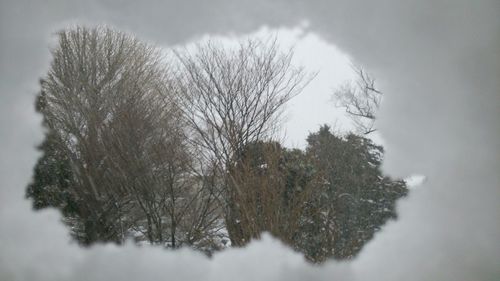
[[174, 38, 313, 245], [41, 26, 165, 243], [174, 39, 312, 164], [39, 26, 221, 247], [229, 141, 319, 246], [334, 66, 382, 135]]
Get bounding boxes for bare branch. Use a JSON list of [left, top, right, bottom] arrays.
[[333, 65, 382, 135]]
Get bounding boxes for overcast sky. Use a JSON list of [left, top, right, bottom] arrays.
[[185, 23, 357, 148], [1, 1, 498, 280]]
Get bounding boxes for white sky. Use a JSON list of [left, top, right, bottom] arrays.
[[172, 23, 357, 148]]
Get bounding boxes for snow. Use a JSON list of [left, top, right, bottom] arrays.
[[404, 174, 427, 188], [1, 1, 499, 281]]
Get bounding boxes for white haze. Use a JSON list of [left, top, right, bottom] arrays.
[[0, 1, 499, 281]]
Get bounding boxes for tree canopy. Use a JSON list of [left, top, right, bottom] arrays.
[[28, 25, 407, 263]]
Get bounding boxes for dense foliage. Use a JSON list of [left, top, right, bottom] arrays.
[[295, 126, 407, 261]]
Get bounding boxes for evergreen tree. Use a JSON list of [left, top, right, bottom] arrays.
[[27, 91, 76, 214], [296, 125, 407, 262]]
